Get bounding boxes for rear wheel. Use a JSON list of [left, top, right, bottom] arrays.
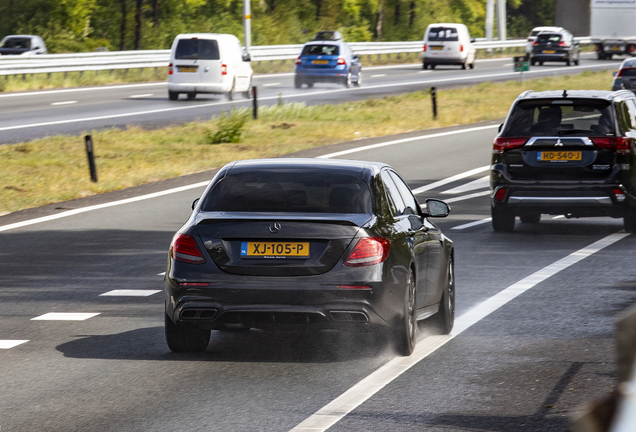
[[624, 209, 636, 233], [394, 271, 416, 356], [294, 76, 302, 89], [461, 61, 467, 70], [422, 62, 428, 70], [165, 313, 210, 352], [566, 59, 571, 66], [306, 80, 314, 88], [428, 258, 455, 335], [469, 61, 475, 69], [492, 206, 515, 232], [187, 92, 196, 100], [430, 64, 436, 70], [530, 58, 536, 66], [168, 91, 179, 101], [353, 71, 362, 86], [344, 72, 352, 88], [520, 214, 541, 224]]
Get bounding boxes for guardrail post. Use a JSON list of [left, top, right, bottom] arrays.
[[430, 87, 438, 119], [84, 135, 98, 183], [252, 86, 258, 119]]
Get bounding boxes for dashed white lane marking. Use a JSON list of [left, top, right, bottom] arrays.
[[0, 340, 29, 349], [289, 231, 630, 432], [100, 290, 161, 297], [553, 215, 565, 219], [418, 70, 432, 73], [442, 175, 489, 194], [129, 94, 154, 98], [158, 272, 166, 276], [370, 74, 387, 78], [452, 217, 492, 230], [31, 313, 100, 321], [51, 101, 77, 106], [411, 166, 490, 195], [263, 82, 282, 87], [444, 190, 490, 203]]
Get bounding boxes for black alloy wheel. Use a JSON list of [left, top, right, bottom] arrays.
[[165, 313, 211, 352], [422, 62, 428, 70], [168, 91, 179, 101], [520, 214, 541, 224], [395, 271, 417, 356], [429, 258, 455, 335], [492, 206, 515, 232]]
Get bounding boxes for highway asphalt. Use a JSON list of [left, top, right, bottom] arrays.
[[1, 123, 634, 431]]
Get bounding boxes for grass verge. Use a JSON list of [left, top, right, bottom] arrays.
[[0, 69, 613, 215]]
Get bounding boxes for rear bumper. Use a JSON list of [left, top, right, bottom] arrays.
[[531, 52, 571, 62], [167, 82, 231, 94], [422, 55, 466, 65], [295, 67, 349, 82]]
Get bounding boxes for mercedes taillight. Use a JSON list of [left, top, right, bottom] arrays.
[[493, 137, 528, 154], [171, 234, 207, 264], [344, 237, 390, 267]]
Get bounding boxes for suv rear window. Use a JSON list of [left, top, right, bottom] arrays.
[[537, 33, 562, 43], [201, 170, 372, 214], [503, 99, 615, 137], [301, 44, 339, 56], [428, 27, 459, 42], [175, 39, 219, 60]]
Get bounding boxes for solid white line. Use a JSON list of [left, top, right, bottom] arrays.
[[289, 231, 630, 432], [100, 290, 161, 297], [452, 217, 492, 230], [370, 74, 387, 78], [442, 175, 489, 194], [0, 340, 29, 349], [444, 190, 490, 203], [0, 181, 209, 232], [158, 272, 166, 276], [0, 82, 165, 99], [31, 312, 100, 321], [51, 100, 77, 106], [553, 215, 565, 219], [319, 126, 498, 160], [129, 94, 154, 98], [411, 165, 491, 195]]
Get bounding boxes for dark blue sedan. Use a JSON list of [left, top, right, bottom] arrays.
[[294, 40, 362, 88]]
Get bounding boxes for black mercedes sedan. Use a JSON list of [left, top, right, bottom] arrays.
[[164, 158, 454, 356]]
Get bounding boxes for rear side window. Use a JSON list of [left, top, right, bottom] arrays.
[[301, 44, 339, 56], [201, 170, 372, 214], [428, 27, 459, 42], [175, 39, 220, 60], [537, 33, 562, 43], [503, 99, 615, 137]]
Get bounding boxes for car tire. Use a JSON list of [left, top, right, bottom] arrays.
[[344, 72, 352, 88], [520, 214, 541, 224], [227, 78, 235, 101], [461, 61, 467, 70], [294, 76, 302, 89], [566, 59, 571, 66], [423, 62, 428, 70], [624, 209, 636, 233], [187, 92, 196, 100], [492, 206, 515, 232], [574, 58, 580, 66], [394, 271, 416, 356], [430, 64, 436, 70], [428, 258, 455, 335], [168, 91, 179, 101], [353, 71, 362, 86], [165, 313, 211, 352], [469, 61, 475, 69], [530, 59, 536, 66], [539, 61, 544, 66]]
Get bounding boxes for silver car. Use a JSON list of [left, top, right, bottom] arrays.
[[611, 58, 636, 93]]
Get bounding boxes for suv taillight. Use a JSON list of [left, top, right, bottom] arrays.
[[337, 57, 346, 65], [171, 234, 207, 264], [221, 64, 227, 75], [168, 63, 173, 75], [423, 44, 427, 52], [591, 137, 633, 154], [460, 44, 464, 52], [558, 41, 570, 47], [295, 56, 302, 65], [493, 137, 528, 154], [532, 41, 538, 46], [344, 237, 390, 267]]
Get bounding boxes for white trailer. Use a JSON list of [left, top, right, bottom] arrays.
[[591, 0, 636, 59]]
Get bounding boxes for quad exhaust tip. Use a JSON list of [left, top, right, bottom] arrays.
[[180, 308, 217, 320], [329, 311, 369, 322]]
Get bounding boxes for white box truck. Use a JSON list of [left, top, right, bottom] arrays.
[[591, 0, 636, 59]]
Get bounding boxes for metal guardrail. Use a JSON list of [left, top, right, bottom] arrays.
[[0, 37, 593, 77]]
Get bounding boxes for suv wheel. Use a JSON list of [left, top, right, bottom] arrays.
[[492, 206, 515, 232]]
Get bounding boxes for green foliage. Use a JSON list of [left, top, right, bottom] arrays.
[[207, 110, 249, 144]]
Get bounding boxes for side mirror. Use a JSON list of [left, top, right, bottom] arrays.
[[242, 53, 251, 62], [192, 198, 199, 210], [33, 46, 40, 50], [354, 54, 360, 59], [424, 199, 450, 218], [470, 38, 476, 43], [498, 124, 503, 133], [613, 71, 618, 77]]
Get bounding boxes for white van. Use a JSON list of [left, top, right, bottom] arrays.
[[422, 23, 476, 70], [167, 33, 253, 101]]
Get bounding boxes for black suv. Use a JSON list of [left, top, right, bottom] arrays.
[[530, 29, 579, 66], [491, 89, 636, 232]]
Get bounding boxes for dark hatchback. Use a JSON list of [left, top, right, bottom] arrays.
[[530, 30, 579, 66], [165, 159, 454, 356], [491, 89, 636, 232], [611, 58, 636, 94]]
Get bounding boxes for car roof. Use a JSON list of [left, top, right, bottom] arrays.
[[619, 58, 636, 68], [1, 35, 41, 39], [531, 26, 564, 32], [517, 89, 633, 101], [227, 158, 388, 177], [303, 40, 344, 46], [175, 33, 238, 41]]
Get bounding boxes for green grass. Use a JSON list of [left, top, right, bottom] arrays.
[[0, 68, 614, 215]]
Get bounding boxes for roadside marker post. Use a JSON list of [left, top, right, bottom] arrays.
[[430, 87, 438, 119], [84, 135, 98, 183], [252, 86, 258, 119]]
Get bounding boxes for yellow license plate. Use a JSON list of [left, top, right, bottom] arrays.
[[241, 241, 310, 258], [179, 67, 197, 73], [430, 46, 444, 50], [611, 47, 622, 51], [312, 60, 328, 64], [539, 151, 582, 161], [543, 50, 556, 54]]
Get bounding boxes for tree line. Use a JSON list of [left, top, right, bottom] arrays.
[[0, 0, 555, 53]]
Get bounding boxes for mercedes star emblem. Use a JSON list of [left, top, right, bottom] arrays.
[[269, 222, 281, 233]]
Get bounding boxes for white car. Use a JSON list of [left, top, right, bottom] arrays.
[[167, 33, 253, 101], [422, 23, 476, 70], [0, 35, 47, 56], [525, 26, 565, 58]]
